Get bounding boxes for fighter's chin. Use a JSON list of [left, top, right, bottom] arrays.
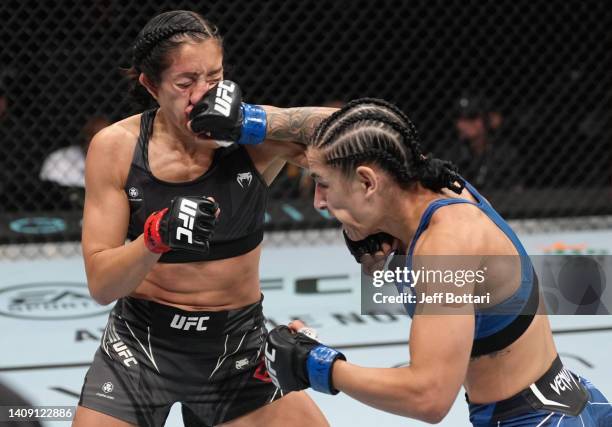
[[343, 226, 368, 241]]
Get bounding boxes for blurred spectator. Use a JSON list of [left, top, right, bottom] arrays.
[[39, 116, 110, 187], [444, 94, 522, 190]]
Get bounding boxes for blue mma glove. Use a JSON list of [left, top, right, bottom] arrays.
[[189, 80, 267, 145]]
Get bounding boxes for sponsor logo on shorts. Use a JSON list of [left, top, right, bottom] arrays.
[[113, 341, 138, 367], [237, 172, 252, 189], [0, 283, 110, 320], [95, 381, 115, 400], [170, 314, 210, 331], [235, 358, 249, 370], [550, 367, 579, 395]]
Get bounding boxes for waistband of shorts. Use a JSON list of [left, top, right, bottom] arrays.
[[467, 355, 588, 423], [112, 294, 264, 339]]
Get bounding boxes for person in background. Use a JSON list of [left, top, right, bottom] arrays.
[[444, 93, 521, 191], [39, 116, 111, 187]]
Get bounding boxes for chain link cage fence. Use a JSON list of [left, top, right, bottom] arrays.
[[0, 0, 611, 258]]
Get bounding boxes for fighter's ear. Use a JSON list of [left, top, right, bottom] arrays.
[[139, 73, 159, 101], [355, 165, 378, 196]]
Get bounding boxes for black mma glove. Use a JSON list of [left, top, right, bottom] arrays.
[[343, 230, 395, 263], [144, 196, 217, 254], [189, 80, 267, 145], [264, 326, 346, 395]]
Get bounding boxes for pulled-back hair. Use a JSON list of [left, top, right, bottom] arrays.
[[311, 98, 465, 194], [124, 10, 223, 107]]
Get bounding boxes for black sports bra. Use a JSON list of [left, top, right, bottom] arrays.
[[124, 109, 268, 262]]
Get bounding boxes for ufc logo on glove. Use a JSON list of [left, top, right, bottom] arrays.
[[176, 198, 198, 243], [189, 79, 267, 146], [213, 81, 236, 117], [264, 342, 280, 388], [143, 196, 218, 254]]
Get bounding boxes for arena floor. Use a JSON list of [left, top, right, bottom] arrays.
[[1, 227, 611, 426]]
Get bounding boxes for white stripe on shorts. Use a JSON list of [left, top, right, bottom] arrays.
[[556, 414, 565, 426], [209, 331, 248, 379], [535, 412, 554, 427], [124, 320, 160, 373]]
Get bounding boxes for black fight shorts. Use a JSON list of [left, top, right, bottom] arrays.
[[78, 295, 282, 427]]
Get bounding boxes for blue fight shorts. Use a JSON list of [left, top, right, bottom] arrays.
[[468, 356, 612, 426]]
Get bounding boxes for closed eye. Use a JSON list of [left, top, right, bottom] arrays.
[[207, 76, 222, 86]]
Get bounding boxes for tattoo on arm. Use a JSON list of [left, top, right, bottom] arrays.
[[265, 107, 337, 145]]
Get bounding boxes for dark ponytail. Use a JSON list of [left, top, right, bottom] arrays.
[[418, 158, 464, 194]]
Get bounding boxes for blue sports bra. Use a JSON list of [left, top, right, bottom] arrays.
[[401, 181, 539, 357]]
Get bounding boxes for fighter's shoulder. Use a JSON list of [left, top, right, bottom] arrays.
[[86, 113, 142, 184], [417, 203, 486, 255], [89, 113, 141, 154]]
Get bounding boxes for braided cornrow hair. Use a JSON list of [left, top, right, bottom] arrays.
[[314, 98, 420, 147], [124, 11, 222, 108], [132, 25, 205, 68], [311, 98, 465, 194]]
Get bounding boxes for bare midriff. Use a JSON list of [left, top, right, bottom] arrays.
[[130, 245, 263, 311]]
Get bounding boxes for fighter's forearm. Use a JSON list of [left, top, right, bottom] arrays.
[[262, 106, 338, 145], [331, 361, 450, 423], [84, 235, 160, 305]]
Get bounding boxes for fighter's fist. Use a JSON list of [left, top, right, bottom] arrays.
[[344, 230, 397, 275], [189, 80, 267, 146], [264, 325, 345, 395], [144, 196, 218, 254]]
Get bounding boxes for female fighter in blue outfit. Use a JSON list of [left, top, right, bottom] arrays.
[[265, 98, 612, 426]]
